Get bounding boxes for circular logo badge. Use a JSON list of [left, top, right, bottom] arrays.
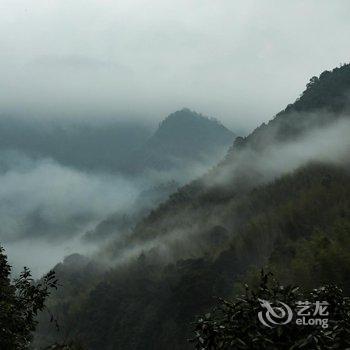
[[258, 298, 293, 328]]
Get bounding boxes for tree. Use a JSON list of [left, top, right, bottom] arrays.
[[0, 246, 58, 350], [191, 271, 350, 349]]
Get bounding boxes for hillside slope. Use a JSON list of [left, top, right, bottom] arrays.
[[35, 64, 350, 349], [36, 162, 350, 350], [110, 64, 350, 253]]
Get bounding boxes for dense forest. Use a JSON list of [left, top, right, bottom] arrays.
[[25, 63, 350, 349]]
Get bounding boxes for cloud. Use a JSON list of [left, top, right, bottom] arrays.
[[0, 152, 140, 242], [0, 1, 350, 130], [31, 54, 132, 72], [0, 151, 145, 276], [207, 116, 350, 188], [0, 147, 223, 276], [105, 116, 350, 267]]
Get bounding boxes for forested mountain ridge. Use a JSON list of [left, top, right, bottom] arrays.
[[235, 63, 350, 148], [34, 64, 350, 349], [36, 161, 350, 349], [121, 64, 350, 247]]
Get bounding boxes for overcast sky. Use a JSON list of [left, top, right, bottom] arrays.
[[1, 0, 350, 132]]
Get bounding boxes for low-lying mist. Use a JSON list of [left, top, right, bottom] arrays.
[[0, 148, 224, 277], [102, 115, 350, 267], [3, 112, 350, 278], [0, 152, 140, 275], [209, 115, 350, 188]]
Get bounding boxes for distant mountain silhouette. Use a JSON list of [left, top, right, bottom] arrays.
[[0, 109, 235, 176], [0, 117, 151, 173], [131, 108, 235, 171]]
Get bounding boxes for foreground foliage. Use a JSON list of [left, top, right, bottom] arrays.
[[0, 246, 58, 350], [191, 272, 350, 350]]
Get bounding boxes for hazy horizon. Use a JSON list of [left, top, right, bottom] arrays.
[[1, 1, 350, 133]]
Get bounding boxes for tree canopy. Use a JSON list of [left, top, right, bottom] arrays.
[[0, 246, 57, 350]]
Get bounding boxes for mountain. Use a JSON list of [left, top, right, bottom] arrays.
[[130, 108, 235, 171], [82, 109, 235, 241], [37, 162, 350, 350], [34, 64, 350, 349], [0, 110, 235, 245], [0, 109, 235, 176], [81, 109, 235, 242], [0, 117, 152, 173], [113, 65, 350, 248]]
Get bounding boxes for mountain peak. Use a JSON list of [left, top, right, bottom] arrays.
[[158, 108, 225, 130], [135, 109, 236, 171], [151, 108, 234, 151]]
